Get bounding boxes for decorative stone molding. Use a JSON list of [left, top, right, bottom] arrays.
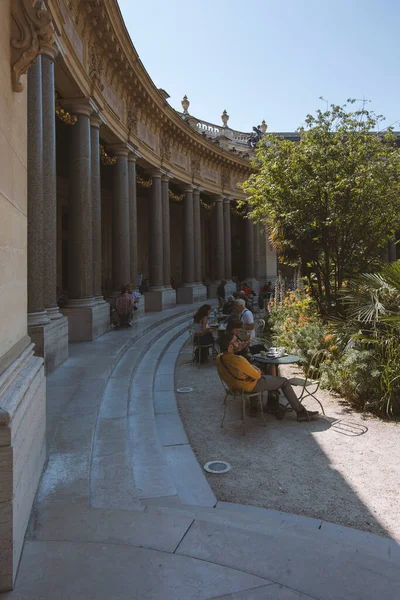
[[88, 40, 104, 91], [221, 167, 231, 188], [11, 0, 58, 92], [127, 106, 138, 136], [191, 155, 201, 178], [160, 135, 171, 162]]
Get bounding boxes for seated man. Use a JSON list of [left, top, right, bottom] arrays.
[[216, 333, 319, 422], [115, 286, 135, 327], [225, 319, 252, 357]]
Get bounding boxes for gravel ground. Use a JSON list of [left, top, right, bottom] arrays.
[[175, 339, 400, 539]]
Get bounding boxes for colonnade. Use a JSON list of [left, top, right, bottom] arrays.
[[26, 57, 270, 371]]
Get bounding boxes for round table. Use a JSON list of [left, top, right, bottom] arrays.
[[252, 354, 301, 377]]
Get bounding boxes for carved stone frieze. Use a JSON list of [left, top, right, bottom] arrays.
[[191, 155, 201, 177], [160, 135, 171, 161], [127, 106, 138, 136], [11, 0, 58, 92], [89, 40, 104, 91], [221, 167, 231, 188]]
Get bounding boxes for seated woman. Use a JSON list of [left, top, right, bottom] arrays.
[[115, 286, 135, 327], [193, 304, 215, 363]]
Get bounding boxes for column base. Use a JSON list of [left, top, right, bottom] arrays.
[[144, 287, 176, 312], [62, 299, 110, 342], [176, 283, 207, 304], [28, 316, 69, 375], [0, 343, 46, 591]]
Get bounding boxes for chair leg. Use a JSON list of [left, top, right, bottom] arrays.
[[220, 394, 229, 428], [241, 397, 247, 435], [259, 392, 266, 426]]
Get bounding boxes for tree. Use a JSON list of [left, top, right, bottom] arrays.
[[241, 100, 400, 314]]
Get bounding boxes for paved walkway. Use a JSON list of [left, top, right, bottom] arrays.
[[6, 305, 400, 599]]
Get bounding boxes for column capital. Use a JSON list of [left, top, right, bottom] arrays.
[[184, 184, 195, 193], [223, 195, 233, 204], [150, 168, 162, 179], [90, 111, 106, 129], [161, 172, 172, 182], [193, 187, 203, 196], [128, 147, 142, 162], [108, 142, 135, 157], [214, 195, 224, 203], [11, 0, 59, 92], [61, 97, 97, 117]]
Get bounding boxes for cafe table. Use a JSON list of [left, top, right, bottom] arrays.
[[252, 353, 301, 377]]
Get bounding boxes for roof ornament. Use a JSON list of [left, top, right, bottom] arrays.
[[221, 109, 229, 127], [248, 120, 267, 149], [181, 95, 190, 115]]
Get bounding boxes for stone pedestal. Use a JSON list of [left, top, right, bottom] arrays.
[[28, 316, 69, 374], [225, 281, 237, 296], [177, 283, 207, 304], [62, 300, 110, 342], [0, 343, 46, 591], [144, 288, 176, 312]]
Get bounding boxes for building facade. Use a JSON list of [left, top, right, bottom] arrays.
[[0, 0, 280, 589]]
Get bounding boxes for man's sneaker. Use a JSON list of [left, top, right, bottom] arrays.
[[297, 408, 319, 422]]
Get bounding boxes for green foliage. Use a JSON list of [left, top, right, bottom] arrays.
[[241, 100, 400, 314], [325, 260, 400, 418], [270, 263, 400, 419]]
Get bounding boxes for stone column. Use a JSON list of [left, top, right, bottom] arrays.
[[66, 102, 94, 302], [223, 196, 232, 281], [27, 57, 49, 328], [214, 195, 225, 281], [128, 153, 139, 288], [149, 170, 164, 289], [183, 186, 195, 285], [193, 188, 202, 284], [90, 114, 103, 301], [41, 56, 62, 320], [61, 99, 109, 341], [254, 222, 260, 279], [145, 170, 175, 311], [244, 206, 254, 280], [112, 145, 131, 292], [161, 174, 171, 287]]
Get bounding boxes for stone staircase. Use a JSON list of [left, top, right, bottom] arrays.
[[6, 304, 400, 600]]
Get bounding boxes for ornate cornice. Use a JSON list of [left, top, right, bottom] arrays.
[[10, 0, 59, 92]]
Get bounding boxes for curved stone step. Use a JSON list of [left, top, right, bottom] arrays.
[[90, 315, 194, 509]]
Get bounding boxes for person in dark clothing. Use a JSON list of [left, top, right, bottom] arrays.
[[139, 278, 150, 294], [217, 279, 227, 310], [222, 294, 236, 316]]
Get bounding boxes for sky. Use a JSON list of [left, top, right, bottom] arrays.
[[117, 0, 400, 133]]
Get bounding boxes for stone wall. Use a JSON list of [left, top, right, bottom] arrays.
[[0, 3, 46, 589], [0, 0, 28, 359]]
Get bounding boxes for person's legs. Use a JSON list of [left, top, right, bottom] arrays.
[[253, 375, 303, 412]]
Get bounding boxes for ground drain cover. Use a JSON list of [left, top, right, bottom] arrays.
[[204, 461, 232, 474], [176, 386, 193, 393]]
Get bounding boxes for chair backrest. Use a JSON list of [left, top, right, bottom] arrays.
[[255, 318, 266, 337], [306, 349, 328, 381], [218, 359, 254, 394]]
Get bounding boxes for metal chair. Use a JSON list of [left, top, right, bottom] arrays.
[[218, 362, 266, 434], [255, 318, 266, 338], [287, 349, 327, 414], [190, 324, 216, 366]]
